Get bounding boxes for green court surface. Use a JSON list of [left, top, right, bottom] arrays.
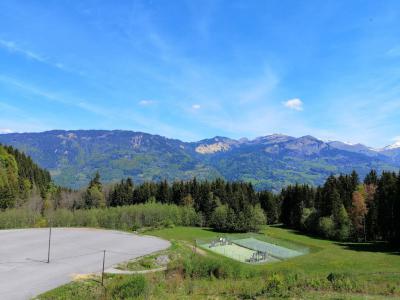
[[203, 243, 256, 262], [234, 237, 303, 259]]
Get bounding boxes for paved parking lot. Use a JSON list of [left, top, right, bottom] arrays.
[[0, 228, 170, 299]]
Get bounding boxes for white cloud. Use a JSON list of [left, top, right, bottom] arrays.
[[0, 76, 112, 117], [138, 99, 156, 106], [283, 98, 303, 111], [192, 104, 201, 110], [0, 39, 45, 62], [0, 39, 75, 73], [0, 128, 13, 134]]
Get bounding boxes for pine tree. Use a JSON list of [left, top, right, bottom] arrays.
[[83, 172, 105, 208], [375, 172, 397, 242], [364, 170, 378, 185]]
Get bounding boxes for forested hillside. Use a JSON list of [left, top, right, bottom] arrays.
[[0, 130, 399, 190], [0, 144, 51, 209]]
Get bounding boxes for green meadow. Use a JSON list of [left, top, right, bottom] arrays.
[[39, 225, 400, 299]]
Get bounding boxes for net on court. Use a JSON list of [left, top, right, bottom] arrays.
[[233, 237, 303, 259]]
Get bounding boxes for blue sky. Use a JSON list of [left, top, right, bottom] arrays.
[[0, 0, 400, 147]]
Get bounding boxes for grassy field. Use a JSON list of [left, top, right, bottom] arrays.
[[39, 225, 400, 299]]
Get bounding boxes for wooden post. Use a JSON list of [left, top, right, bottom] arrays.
[[101, 250, 106, 286], [47, 227, 52, 263]]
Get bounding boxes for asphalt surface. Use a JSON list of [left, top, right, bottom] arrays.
[[0, 228, 170, 300]]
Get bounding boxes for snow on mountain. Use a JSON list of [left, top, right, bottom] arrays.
[[383, 141, 400, 151], [327, 141, 380, 157]]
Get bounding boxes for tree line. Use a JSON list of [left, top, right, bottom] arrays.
[[280, 170, 400, 244], [99, 170, 399, 242], [76, 175, 269, 232], [0, 144, 398, 242], [0, 145, 51, 209]]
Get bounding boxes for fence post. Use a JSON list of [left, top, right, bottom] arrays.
[[101, 250, 106, 286], [47, 227, 52, 263]]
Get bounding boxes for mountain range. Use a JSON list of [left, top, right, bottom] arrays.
[[0, 130, 399, 191]]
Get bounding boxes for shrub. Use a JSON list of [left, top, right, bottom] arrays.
[[327, 272, 357, 291], [179, 255, 245, 279], [318, 216, 335, 239], [0, 209, 40, 229], [46, 209, 74, 227], [262, 273, 287, 297], [210, 204, 266, 233], [109, 275, 147, 299], [0, 203, 201, 231], [139, 258, 154, 269], [334, 205, 351, 241], [34, 217, 48, 228], [210, 204, 228, 231], [248, 205, 267, 232], [300, 208, 317, 232]]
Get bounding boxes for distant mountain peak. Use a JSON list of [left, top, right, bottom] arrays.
[[298, 135, 321, 141], [252, 134, 294, 144], [327, 140, 381, 157], [0, 129, 399, 190], [383, 140, 400, 150]]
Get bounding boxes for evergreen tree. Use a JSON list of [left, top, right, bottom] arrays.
[[83, 172, 105, 208], [364, 170, 378, 185], [259, 191, 279, 224], [0, 144, 52, 209], [375, 172, 397, 242]]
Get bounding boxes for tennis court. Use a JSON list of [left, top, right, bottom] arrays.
[[205, 243, 257, 262], [234, 237, 303, 259], [198, 235, 307, 264]]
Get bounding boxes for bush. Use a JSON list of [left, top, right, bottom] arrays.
[[34, 217, 48, 228], [300, 208, 317, 232], [109, 275, 147, 299], [334, 205, 351, 241], [210, 204, 228, 231], [318, 216, 335, 239], [47, 209, 74, 227], [0, 203, 202, 231], [262, 273, 287, 297], [0, 209, 40, 228], [248, 205, 267, 231], [210, 204, 266, 233], [327, 272, 357, 291], [178, 255, 245, 279]]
